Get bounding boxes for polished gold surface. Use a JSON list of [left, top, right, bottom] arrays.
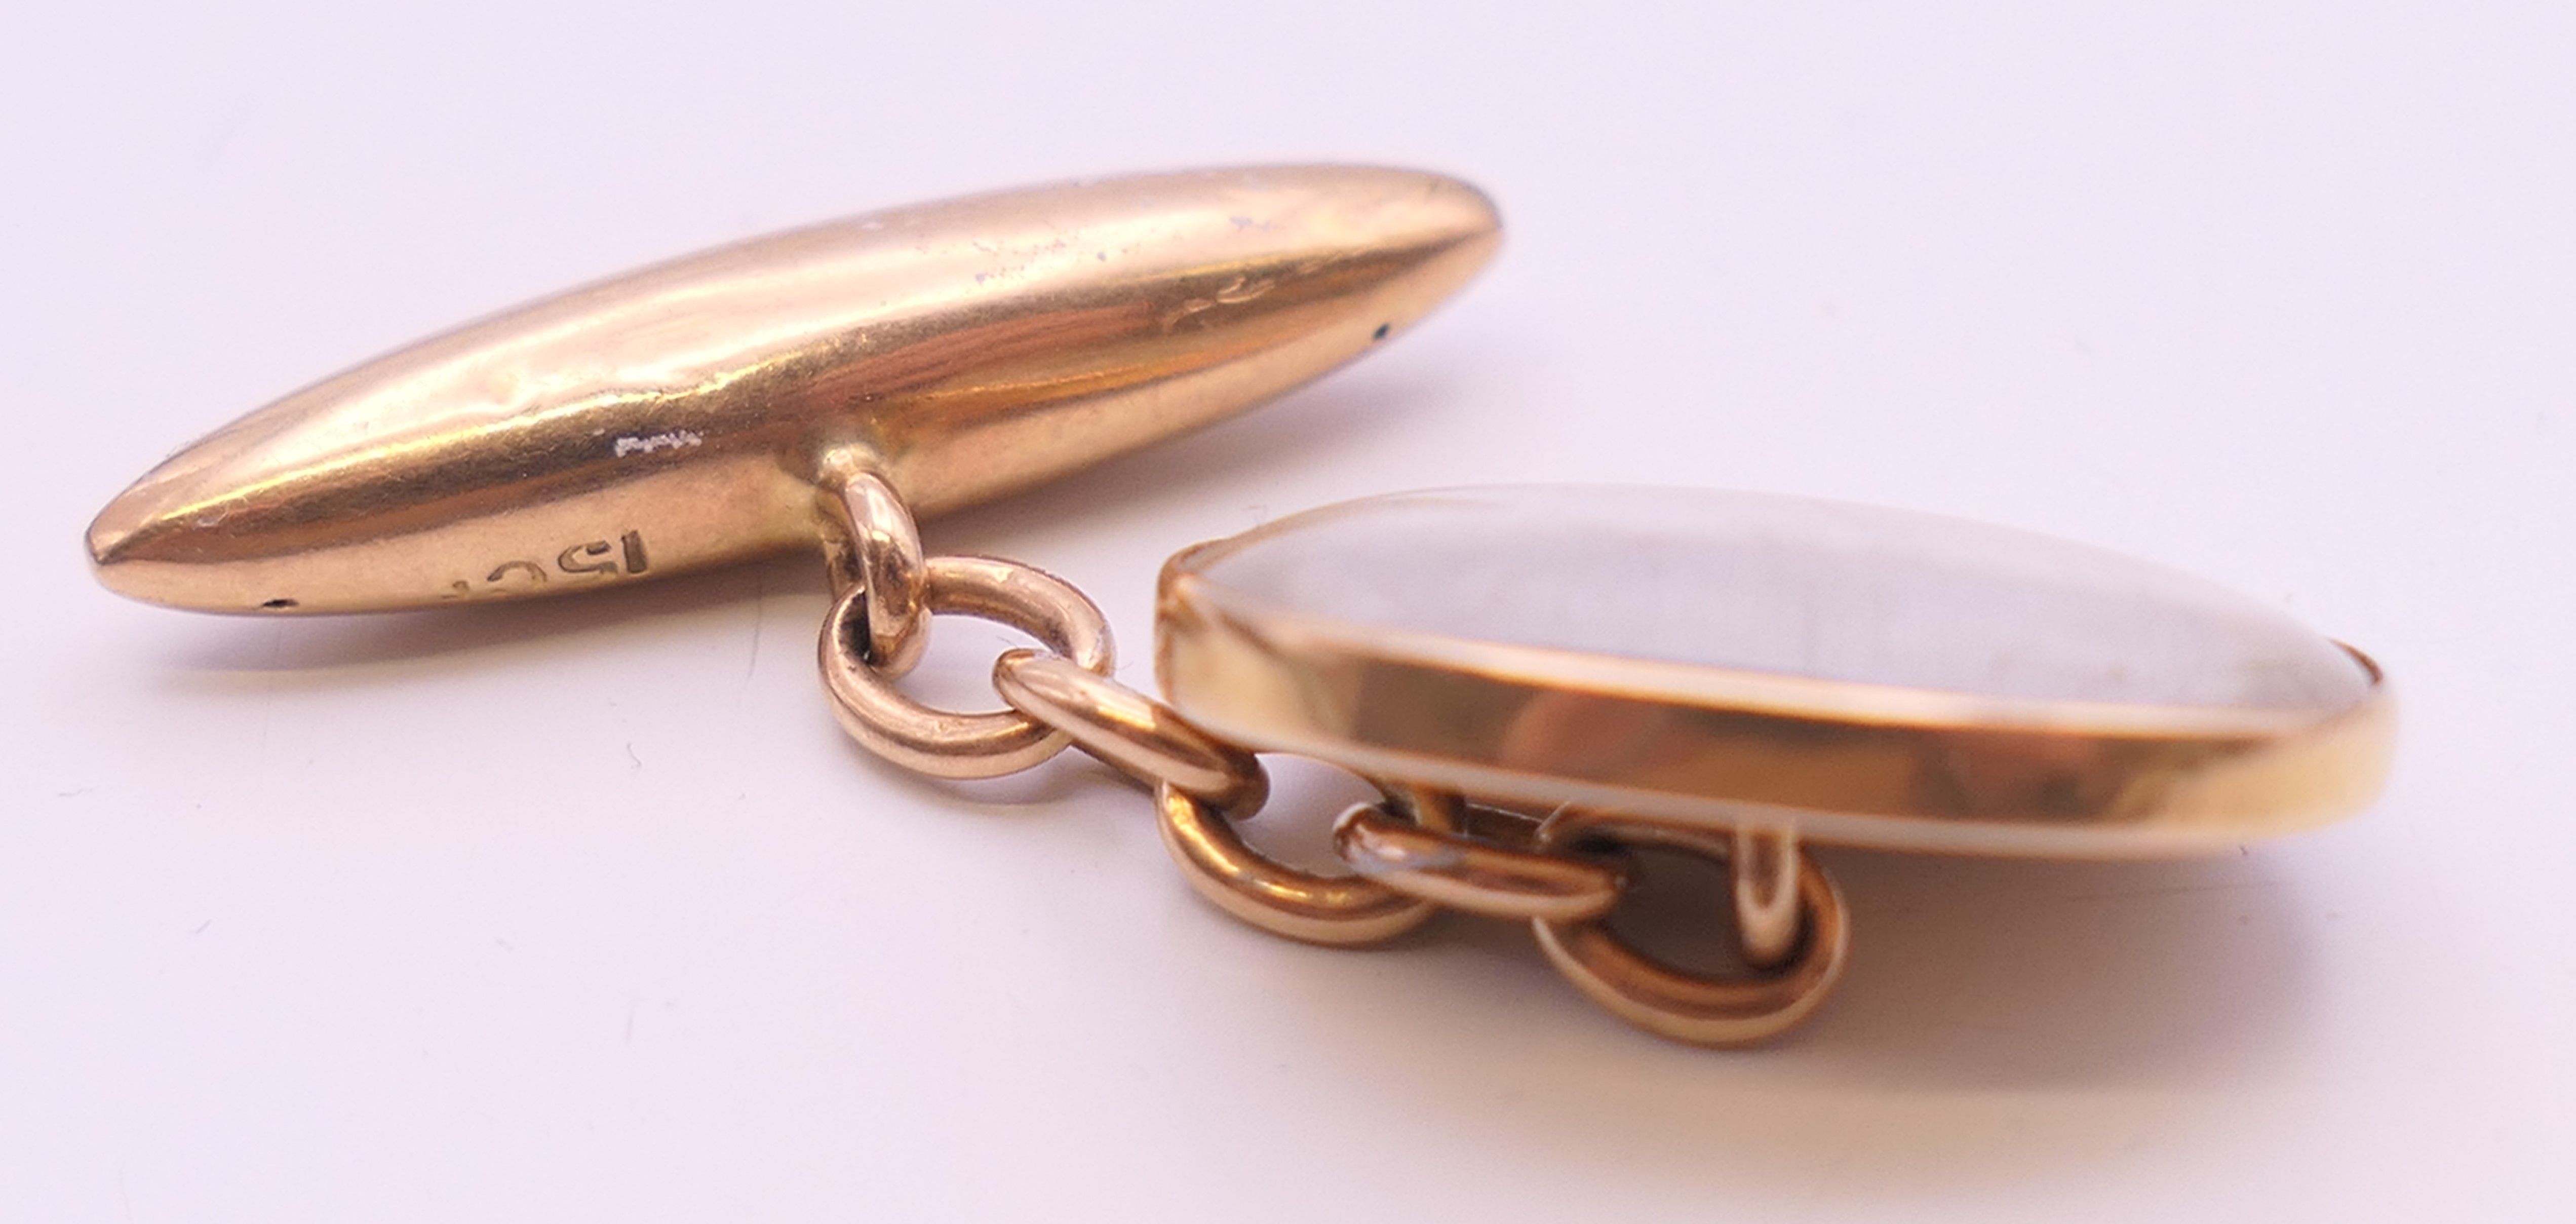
[[88, 166, 1500, 614], [1530, 812, 1849, 1047], [820, 555, 1113, 780], [993, 651, 1269, 815], [1158, 530, 2395, 857]]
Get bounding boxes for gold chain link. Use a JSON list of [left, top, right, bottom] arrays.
[[991, 651, 1268, 814], [810, 472, 1848, 1046], [817, 555, 1114, 779]]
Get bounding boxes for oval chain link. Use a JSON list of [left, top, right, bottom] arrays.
[[992, 651, 1268, 815], [817, 555, 1114, 779], [1332, 801, 1625, 922], [1154, 784, 1445, 946], [811, 470, 1849, 1044], [1530, 812, 1849, 1046]]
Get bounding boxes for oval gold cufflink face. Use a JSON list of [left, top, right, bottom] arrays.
[[1154, 485, 2393, 858], [85, 166, 1500, 615]]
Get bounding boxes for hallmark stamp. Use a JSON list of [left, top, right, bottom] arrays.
[[446, 529, 649, 598]]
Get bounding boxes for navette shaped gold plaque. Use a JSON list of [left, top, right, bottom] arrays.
[[88, 166, 1499, 614]]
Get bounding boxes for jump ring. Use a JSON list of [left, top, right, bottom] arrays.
[[1529, 814, 1848, 1047], [1155, 780, 1452, 947], [1332, 801, 1626, 922], [818, 555, 1112, 779], [819, 469, 930, 677]]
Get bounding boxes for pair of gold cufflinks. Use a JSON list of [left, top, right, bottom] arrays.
[[86, 166, 2390, 1045]]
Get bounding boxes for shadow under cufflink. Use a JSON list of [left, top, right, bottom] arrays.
[[1263, 839, 2319, 1194]]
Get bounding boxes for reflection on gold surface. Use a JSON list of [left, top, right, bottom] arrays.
[[89, 166, 1500, 614]]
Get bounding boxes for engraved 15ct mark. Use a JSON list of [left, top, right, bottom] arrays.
[[446, 530, 649, 598]]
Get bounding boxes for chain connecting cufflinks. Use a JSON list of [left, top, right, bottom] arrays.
[[88, 167, 2392, 1045]]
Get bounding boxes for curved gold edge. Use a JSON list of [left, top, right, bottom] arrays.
[[1154, 573, 2395, 854], [1162, 555, 2366, 738]]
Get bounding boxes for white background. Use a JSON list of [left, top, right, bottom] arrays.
[[5, 3, 2570, 1220]]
